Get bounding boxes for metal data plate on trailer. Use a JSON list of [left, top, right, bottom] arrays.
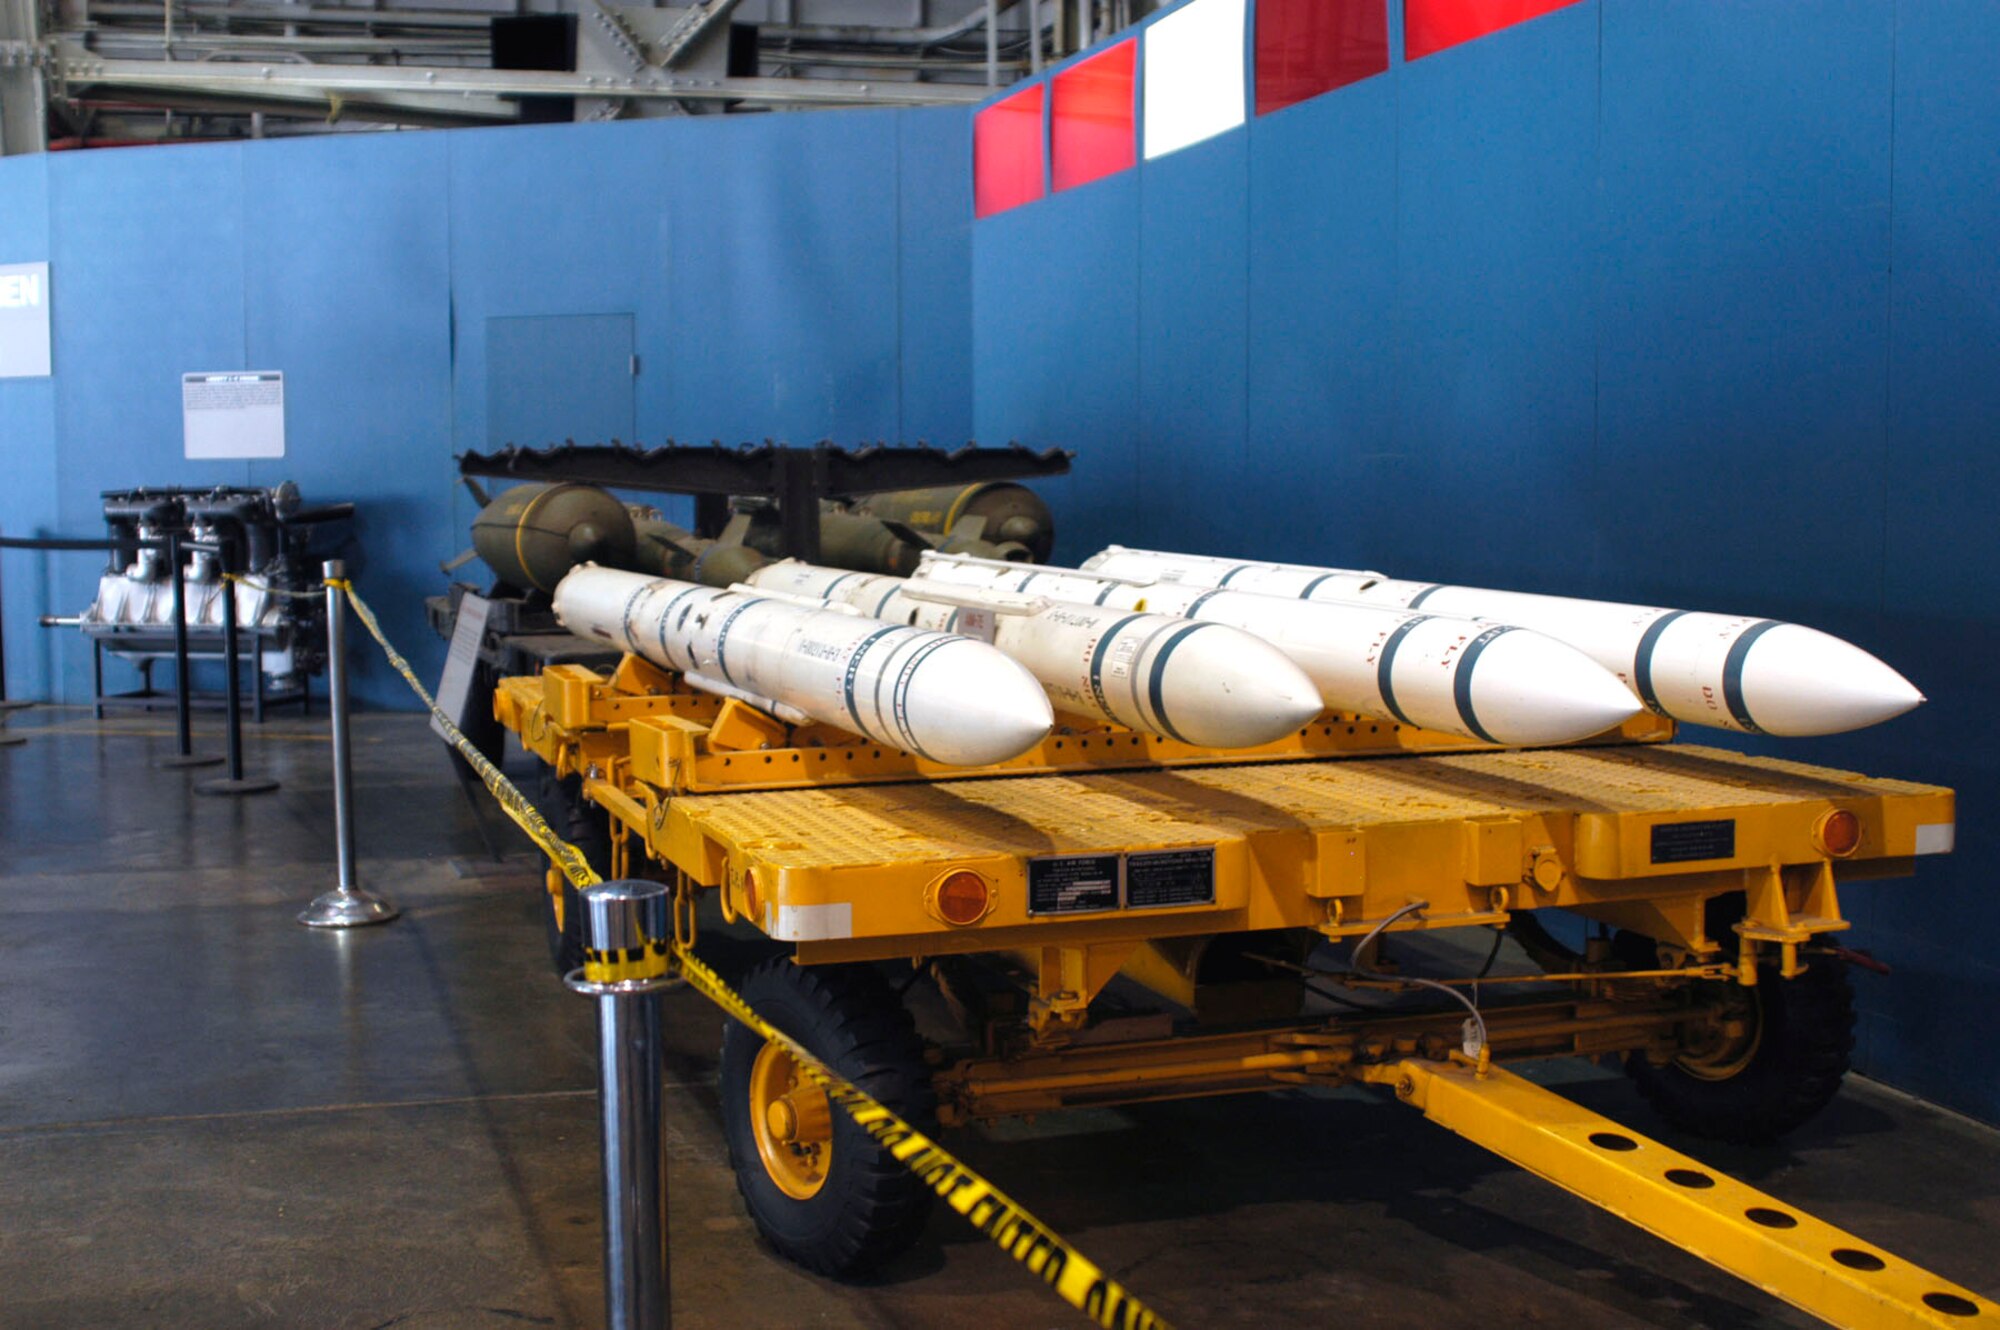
[[1025, 848, 1216, 914], [1028, 854, 1121, 914], [1652, 819, 1736, 864], [1126, 847, 1215, 909]]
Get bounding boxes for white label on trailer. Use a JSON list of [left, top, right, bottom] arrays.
[[183, 371, 286, 459], [771, 902, 853, 941], [1914, 823, 1955, 855]]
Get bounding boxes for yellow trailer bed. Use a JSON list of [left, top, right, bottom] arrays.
[[493, 654, 1987, 1327]]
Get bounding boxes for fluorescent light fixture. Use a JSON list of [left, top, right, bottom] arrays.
[[1142, 0, 1247, 161]]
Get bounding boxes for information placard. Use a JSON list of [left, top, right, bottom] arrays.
[[183, 371, 286, 459], [1027, 853, 1121, 915], [0, 262, 52, 379], [432, 594, 494, 744], [1125, 847, 1216, 909]]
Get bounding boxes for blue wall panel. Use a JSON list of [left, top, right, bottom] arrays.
[[1856, 0, 2000, 1112], [242, 131, 455, 704], [0, 154, 58, 700], [48, 144, 248, 526], [972, 175, 1142, 562], [897, 107, 977, 444], [486, 313, 636, 448], [1394, 2, 1602, 592], [46, 144, 249, 704], [446, 119, 676, 541], [1245, 76, 1398, 571], [1138, 134, 1251, 555], [1596, 0, 1894, 609], [663, 110, 903, 446]]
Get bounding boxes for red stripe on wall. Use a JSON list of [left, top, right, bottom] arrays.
[[1053, 40, 1137, 192], [1255, 0, 1388, 116], [1404, 0, 1585, 61], [974, 83, 1047, 219]]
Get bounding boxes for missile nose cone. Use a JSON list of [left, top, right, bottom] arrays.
[[1464, 630, 1643, 745], [1736, 624, 1925, 737], [1152, 625, 1324, 748], [903, 638, 1054, 766]]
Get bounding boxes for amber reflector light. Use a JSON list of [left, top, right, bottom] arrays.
[[1816, 809, 1862, 857], [936, 871, 991, 925]]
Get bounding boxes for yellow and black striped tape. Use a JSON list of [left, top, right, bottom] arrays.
[[582, 940, 673, 985], [333, 581, 1172, 1330], [333, 580, 600, 892]]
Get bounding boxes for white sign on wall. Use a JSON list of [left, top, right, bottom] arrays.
[[183, 371, 286, 459], [0, 262, 52, 379]]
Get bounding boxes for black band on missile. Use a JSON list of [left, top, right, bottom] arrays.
[[1405, 584, 1443, 609], [1453, 625, 1513, 744], [823, 571, 863, 599], [1375, 615, 1432, 727], [1721, 619, 1781, 735], [1146, 622, 1210, 745], [1299, 573, 1337, 600], [1016, 571, 1040, 592], [1089, 613, 1147, 720], [711, 597, 764, 686], [945, 608, 961, 632], [843, 625, 902, 736], [1093, 582, 1118, 605], [1632, 609, 1689, 714], [1183, 589, 1222, 619], [886, 633, 954, 761], [653, 586, 703, 664], [1219, 564, 1253, 587], [872, 584, 901, 619], [617, 582, 651, 651]]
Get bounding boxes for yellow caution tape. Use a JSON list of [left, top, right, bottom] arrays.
[[333, 580, 1172, 1330], [220, 571, 322, 600], [333, 579, 599, 892]]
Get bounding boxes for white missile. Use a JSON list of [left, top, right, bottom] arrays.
[[1080, 547, 1924, 738], [551, 565, 1053, 766], [746, 561, 1324, 749], [912, 552, 1641, 746]]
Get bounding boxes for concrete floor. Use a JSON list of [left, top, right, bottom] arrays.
[[2, 707, 1996, 1330]]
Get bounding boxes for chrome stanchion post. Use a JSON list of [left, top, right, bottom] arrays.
[[197, 536, 278, 797], [161, 530, 222, 770], [299, 560, 398, 927], [0, 523, 9, 704], [0, 525, 22, 749], [566, 880, 674, 1330]]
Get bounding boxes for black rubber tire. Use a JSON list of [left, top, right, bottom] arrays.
[[539, 773, 612, 976], [1623, 936, 1855, 1145], [720, 958, 937, 1278]]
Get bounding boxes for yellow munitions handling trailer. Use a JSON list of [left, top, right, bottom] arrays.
[[497, 653, 1988, 1327]]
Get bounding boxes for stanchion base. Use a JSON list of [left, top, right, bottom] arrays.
[[161, 753, 225, 769], [298, 888, 400, 928], [195, 775, 280, 796]]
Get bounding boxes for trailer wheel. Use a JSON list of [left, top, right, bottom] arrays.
[[539, 773, 612, 976], [1622, 936, 1855, 1144], [720, 958, 936, 1278]]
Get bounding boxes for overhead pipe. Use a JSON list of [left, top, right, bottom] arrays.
[[88, 2, 495, 29], [761, 0, 1022, 48]]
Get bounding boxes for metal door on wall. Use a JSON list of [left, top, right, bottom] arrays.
[[485, 313, 636, 448]]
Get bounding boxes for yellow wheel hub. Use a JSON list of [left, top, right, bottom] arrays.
[[748, 1039, 834, 1200], [1676, 985, 1765, 1082]]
